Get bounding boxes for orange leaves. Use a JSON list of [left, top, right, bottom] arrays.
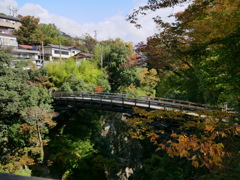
[[162, 133, 225, 169], [19, 123, 35, 134], [128, 108, 239, 170], [205, 124, 215, 132], [18, 154, 35, 166], [95, 85, 104, 92], [180, 150, 190, 158], [236, 126, 240, 132], [192, 160, 199, 168]]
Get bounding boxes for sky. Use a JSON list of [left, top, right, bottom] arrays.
[[0, 0, 187, 44]]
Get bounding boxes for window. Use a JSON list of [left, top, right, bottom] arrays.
[[54, 50, 69, 55], [54, 50, 60, 54], [23, 54, 27, 58]]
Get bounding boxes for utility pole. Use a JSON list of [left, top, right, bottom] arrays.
[[94, 30, 97, 41], [41, 41, 44, 63], [7, 6, 12, 16], [12, 8, 18, 17], [100, 44, 103, 69], [58, 31, 62, 61]]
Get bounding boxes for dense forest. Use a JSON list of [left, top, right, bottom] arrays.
[[0, 0, 240, 179]]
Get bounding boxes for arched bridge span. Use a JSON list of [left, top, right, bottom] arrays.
[[52, 92, 221, 114]]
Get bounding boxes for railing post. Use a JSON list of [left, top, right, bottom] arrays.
[[223, 102, 228, 112]]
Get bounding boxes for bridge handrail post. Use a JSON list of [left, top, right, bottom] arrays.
[[222, 102, 228, 112]]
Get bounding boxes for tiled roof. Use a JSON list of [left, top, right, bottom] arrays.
[[45, 44, 79, 50], [19, 44, 33, 50], [0, 32, 16, 37], [74, 52, 94, 58]]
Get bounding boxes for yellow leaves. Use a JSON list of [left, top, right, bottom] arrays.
[[205, 124, 215, 132], [221, 132, 227, 138], [192, 161, 199, 168], [236, 126, 240, 132], [216, 143, 224, 149], [139, 68, 160, 86], [128, 108, 240, 170], [180, 150, 190, 158], [18, 155, 35, 166]]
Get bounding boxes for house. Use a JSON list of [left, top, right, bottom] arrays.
[[12, 44, 42, 69], [0, 15, 42, 69], [42, 44, 80, 61], [0, 14, 20, 49], [0, 14, 21, 34], [137, 54, 148, 68], [12, 44, 40, 60], [74, 52, 94, 59], [0, 32, 18, 49], [74, 52, 94, 65]]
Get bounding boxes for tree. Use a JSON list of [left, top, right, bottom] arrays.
[[0, 49, 11, 70], [81, 34, 98, 53], [128, 108, 240, 171], [0, 50, 54, 173], [46, 58, 110, 92], [20, 107, 56, 162], [14, 16, 41, 45], [98, 38, 137, 92], [37, 24, 59, 45], [129, 0, 240, 106]]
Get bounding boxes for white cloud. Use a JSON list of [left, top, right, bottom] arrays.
[[0, 0, 187, 44], [17, 2, 158, 44], [0, 0, 18, 14]]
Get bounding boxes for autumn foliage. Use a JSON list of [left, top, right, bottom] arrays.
[[128, 108, 239, 169]]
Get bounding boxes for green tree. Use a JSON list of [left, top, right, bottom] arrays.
[[46, 58, 110, 92], [98, 38, 137, 92], [129, 0, 240, 107], [14, 16, 41, 45], [82, 34, 98, 53], [0, 51, 54, 174], [37, 24, 59, 45]]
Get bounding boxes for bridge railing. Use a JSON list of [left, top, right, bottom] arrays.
[[52, 91, 222, 111]]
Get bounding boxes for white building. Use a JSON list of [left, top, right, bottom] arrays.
[[0, 14, 21, 33], [12, 44, 42, 69], [0, 32, 18, 49], [42, 44, 80, 61]]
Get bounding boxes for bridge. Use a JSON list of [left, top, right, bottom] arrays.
[[0, 172, 58, 180], [52, 92, 222, 114]]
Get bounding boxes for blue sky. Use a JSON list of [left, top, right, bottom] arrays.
[[0, 0, 186, 44], [16, 0, 136, 24]]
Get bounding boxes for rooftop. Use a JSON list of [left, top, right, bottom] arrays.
[[0, 14, 20, 22], [45, 44, 79, 50]]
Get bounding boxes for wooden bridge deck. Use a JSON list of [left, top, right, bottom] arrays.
[[52, 92, 222, 114], [0, 173, 57, 180]]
